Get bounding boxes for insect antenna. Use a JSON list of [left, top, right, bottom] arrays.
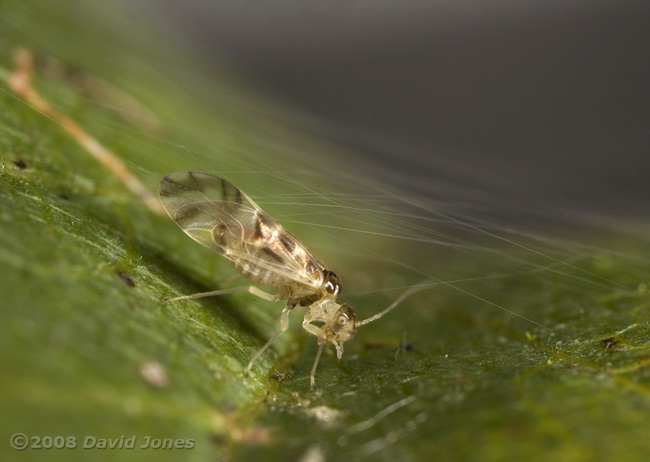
[[355, 283, 433, 327]]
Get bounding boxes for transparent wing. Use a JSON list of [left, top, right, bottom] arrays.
[[159, 171, 324, 290]]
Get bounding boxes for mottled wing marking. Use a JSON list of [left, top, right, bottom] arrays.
[[159, 171, 324, 290]]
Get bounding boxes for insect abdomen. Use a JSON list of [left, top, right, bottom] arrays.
[[230, 257, 288, 287]]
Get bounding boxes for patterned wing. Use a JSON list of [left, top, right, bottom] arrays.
[[159, 171, 324, 290]]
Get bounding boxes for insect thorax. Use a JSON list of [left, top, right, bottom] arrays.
[[271, 268, 342, 308]]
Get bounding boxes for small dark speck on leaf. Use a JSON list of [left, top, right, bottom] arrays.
[[57, 193, 69, 200], [271, 371, 289, 381], [395, 340, 413, 360], [600, 337, 624, 352], [209, 433, 227, 445], [117, 271, 135, 287], [12, 158, 28, 170]]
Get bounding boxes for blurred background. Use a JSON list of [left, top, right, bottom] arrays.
[[144, 0, 650, 219], [3, 3, 650, 460]]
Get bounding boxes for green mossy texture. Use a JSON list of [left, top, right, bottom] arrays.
[[2, 2, 650, 461]]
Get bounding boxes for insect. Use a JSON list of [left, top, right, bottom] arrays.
[[159, 171, 416, 388]]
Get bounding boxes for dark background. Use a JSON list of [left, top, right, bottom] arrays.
[[152, 0, 650, 218]]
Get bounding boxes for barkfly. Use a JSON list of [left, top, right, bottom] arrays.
[[159, 171, 415, 388]]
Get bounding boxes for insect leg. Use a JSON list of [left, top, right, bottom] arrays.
[[302, 320, 325, 340], [165, 285, 276, 302], [310, 343, 325, 389], [244, 303, 293, 377]]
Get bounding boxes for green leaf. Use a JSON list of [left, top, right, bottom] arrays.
[[2, 2, 650, 462]]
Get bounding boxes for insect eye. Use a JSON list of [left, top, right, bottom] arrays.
[[337, 314, 349, 326], [323, 270, 341, 295], [325, 280, 338, 294]]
